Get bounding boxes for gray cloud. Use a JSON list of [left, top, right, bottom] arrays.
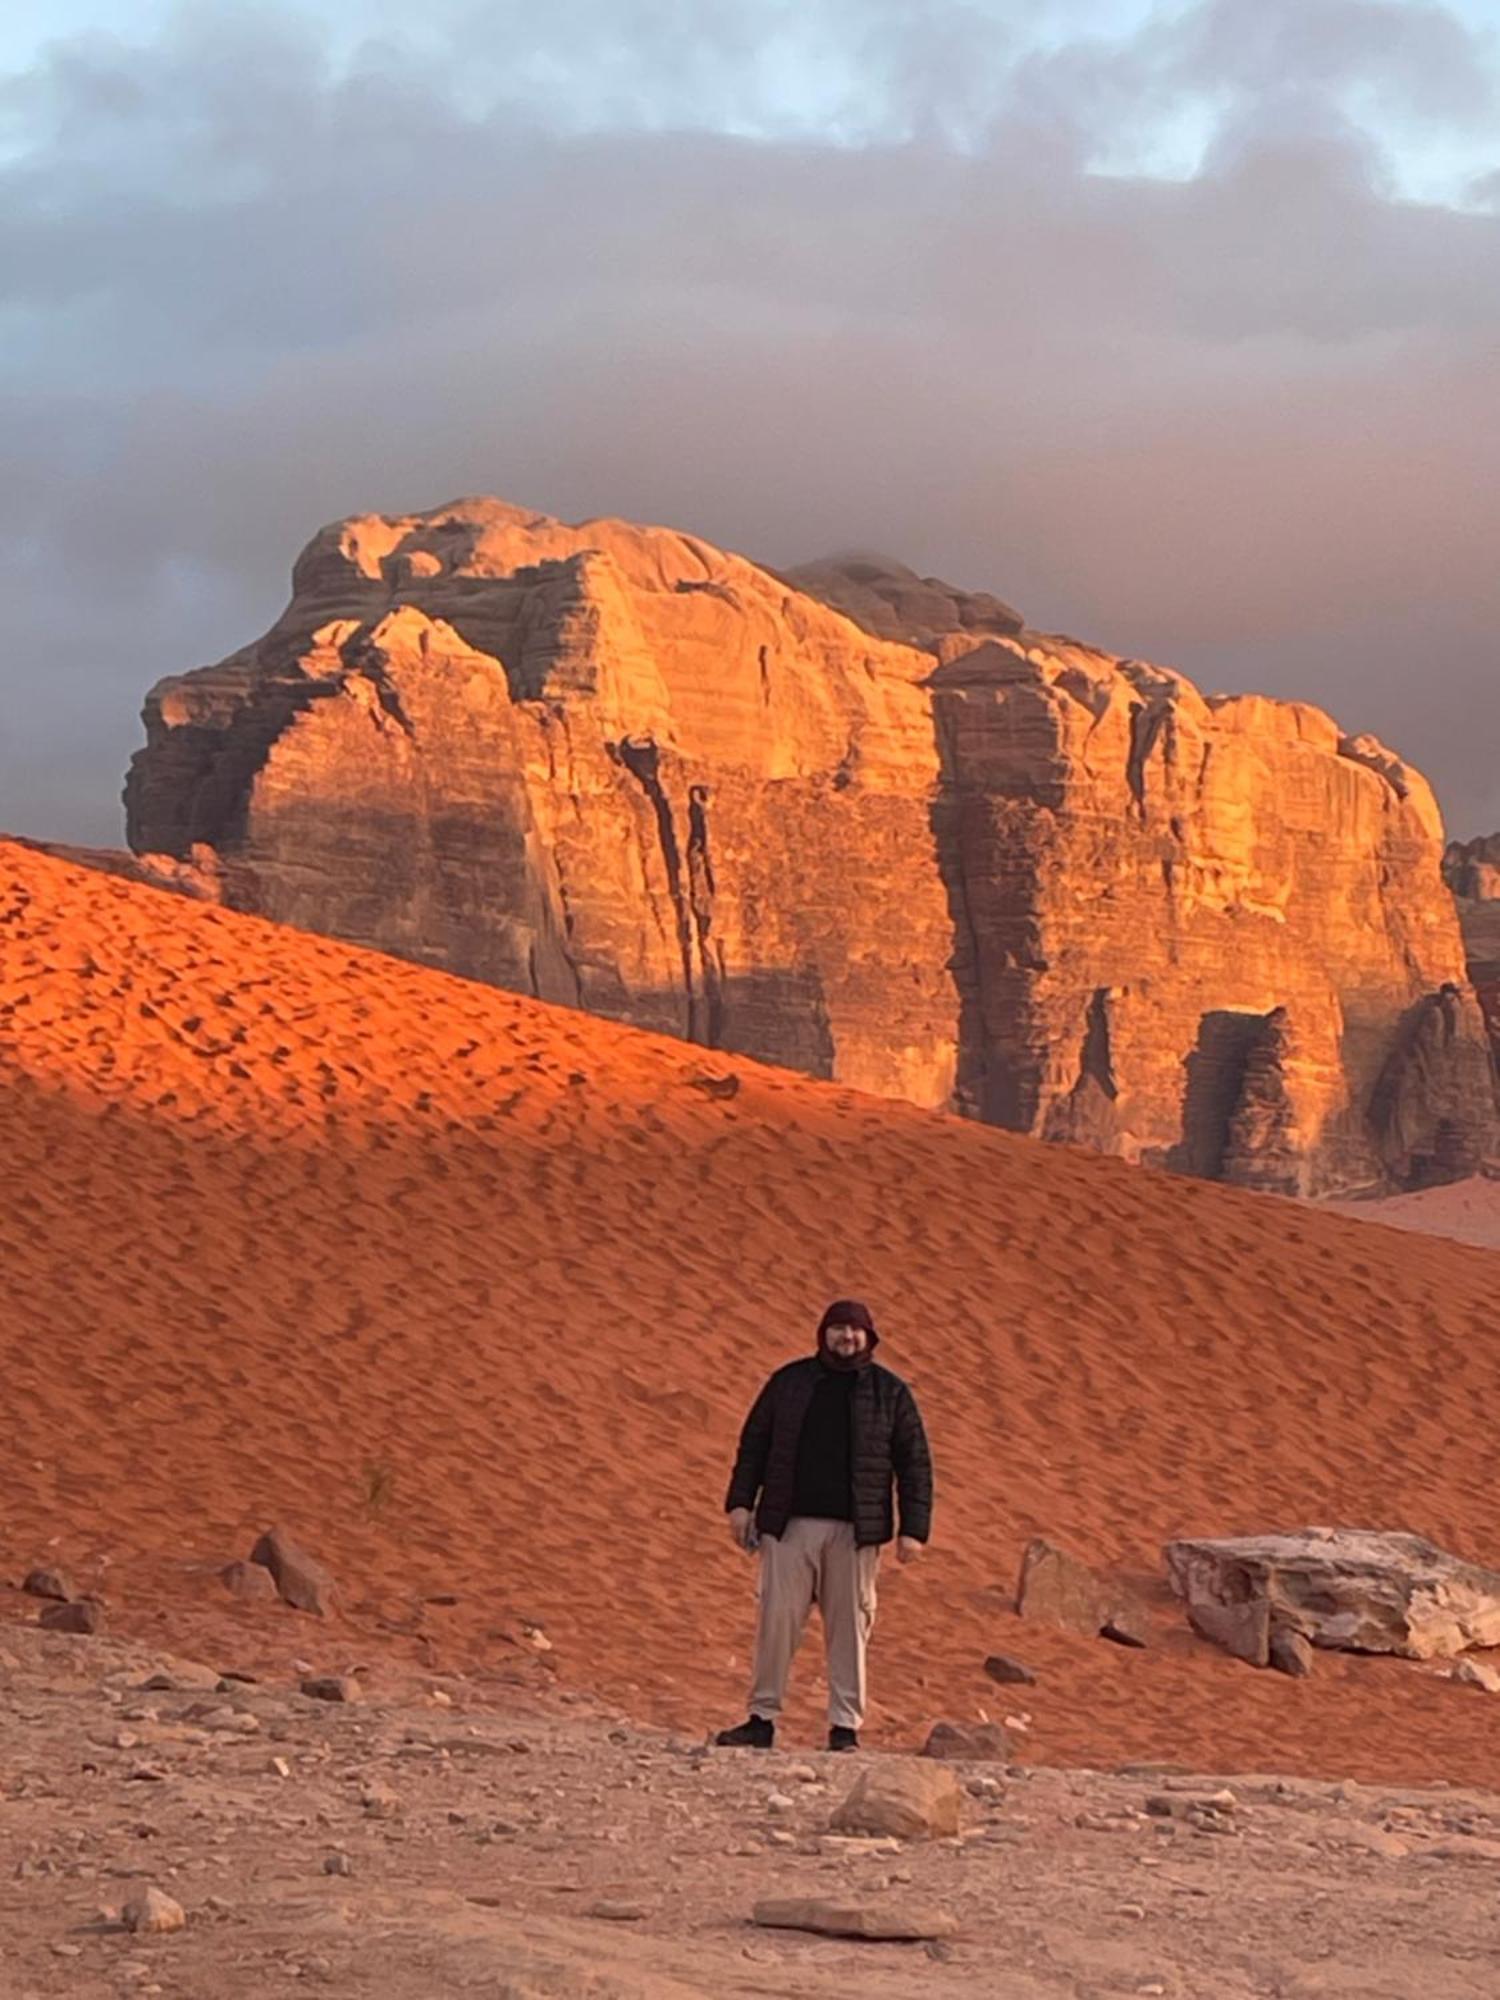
[[2, 0, 1498, 846]]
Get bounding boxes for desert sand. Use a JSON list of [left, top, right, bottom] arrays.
[[4, 835, 1500, 1800], [1329, 1177, 1500, 1252]]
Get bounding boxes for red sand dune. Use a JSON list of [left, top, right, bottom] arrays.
[[4, 838, 1500, 1786]]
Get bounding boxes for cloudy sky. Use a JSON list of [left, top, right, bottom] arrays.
[[3, 0, 1498, 845]]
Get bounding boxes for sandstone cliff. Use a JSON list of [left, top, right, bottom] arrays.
[[124, 498, 1496, 1193], [1444, 833, 1500, 1065]]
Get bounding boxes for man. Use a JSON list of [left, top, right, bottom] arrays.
[[716, 1298, 933, 1752]]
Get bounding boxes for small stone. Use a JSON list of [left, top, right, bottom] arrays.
[[1332, 1824, 1410, 1858], [361, 1782, 400, 1818], [123, 1887, 186, 1936], [766, 1791, 795, 1814], [39, 1599, 103, 1635], [1269, 1627, 1315, 1678], [322, 1853, 353, 1876], [1101, 1611, 1149, 1648], [586, 1899, 650, 1921], [785, 1762, 820, 1783], [767, 1829, 797, 1848], [922, 1720, 1010, 1762], [1416, 1835, 1500, 1862], [982, 1654, 1037, 1686], [301, 1675, 361, 1704], [269, 1756, 292, 1779], [1450, 1658, 1500, 1693], [753, 1895, 958, 1941], [51, 1942, 83, 1958], [23, 1567, 74, 1602], [220, 1560, 279, 1605], [143, 1660, 222, 1692]]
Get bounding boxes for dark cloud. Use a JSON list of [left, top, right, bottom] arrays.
[[2, 0, 1498, 846]]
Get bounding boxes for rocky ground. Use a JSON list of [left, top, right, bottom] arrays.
[[6, 1622, 1500, 2000]]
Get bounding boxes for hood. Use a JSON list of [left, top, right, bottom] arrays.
[[816, 1298, 880, 1357]]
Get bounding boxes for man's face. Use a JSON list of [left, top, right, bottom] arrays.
[[825, 1321, 869, 1360]]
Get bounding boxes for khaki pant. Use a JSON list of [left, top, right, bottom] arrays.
[[749, 1517, 880, 1731]]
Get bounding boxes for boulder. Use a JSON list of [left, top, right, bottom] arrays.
[[830, 1761, 962, 1841], [122, 495, 1495, 1196], [753, 1895, 958, 1941], [921, 1720, 1010, 1761], [250, 1527, 337, 1616], [1016, 1538, 1147, 1643], [1016, 1538, 1107, 1633], [1165, 1530, 1500, 1661]]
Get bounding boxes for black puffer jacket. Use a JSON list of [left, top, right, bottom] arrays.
[[725, 1353, 933, 1549]]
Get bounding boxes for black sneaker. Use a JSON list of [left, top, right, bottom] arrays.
[[827, 1725, 859, 1752], [715, 1715, 774, 1750]]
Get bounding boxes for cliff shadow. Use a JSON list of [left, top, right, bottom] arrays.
[[1167, 1010, 1269, 1180], [924, 652, 1040, 1128], [1364, 984, 1498, 1190]]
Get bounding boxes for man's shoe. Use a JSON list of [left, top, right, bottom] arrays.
[[715, 1715, 775, 1750], [828, 1725, 859, 1752]]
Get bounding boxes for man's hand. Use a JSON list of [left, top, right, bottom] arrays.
[[729, 1507, 756, 1552], [896, 1536, 925, 1566]]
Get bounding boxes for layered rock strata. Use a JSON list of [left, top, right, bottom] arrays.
[[1165, 1530, 1500, 1662], [125, 498, 1496, 1193]]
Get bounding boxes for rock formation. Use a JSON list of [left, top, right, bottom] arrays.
[[1444, 834, 1500, 1070], [124, 497, 1496, 1194], [1165, 1529, 1500, 1663]]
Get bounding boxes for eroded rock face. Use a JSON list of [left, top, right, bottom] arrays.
[[1445, 834, 1500, 1074], [1165, 1530, 1500, 1662], [125, 496, 1496, 1193]]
